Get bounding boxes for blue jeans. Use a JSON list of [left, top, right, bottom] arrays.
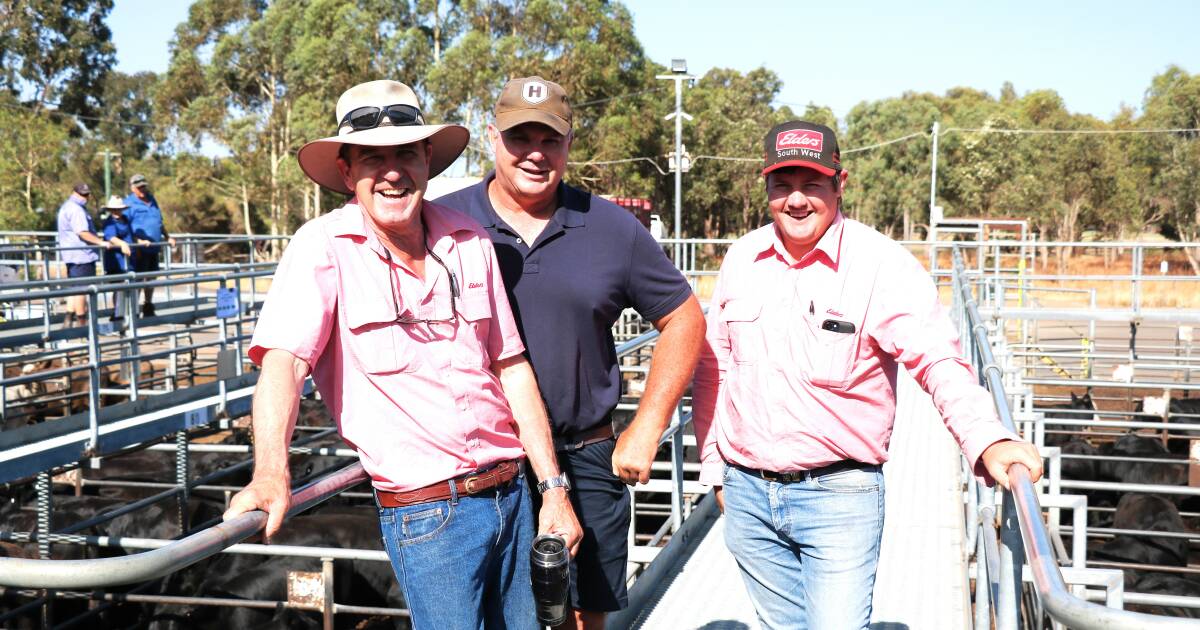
[[378, 466, 538, 630], [723, 463, 885, 630]]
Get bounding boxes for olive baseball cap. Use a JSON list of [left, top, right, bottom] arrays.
[[494, 76, 572, 136], [762, 120, 843, 177], [130, 174, 149, 187]]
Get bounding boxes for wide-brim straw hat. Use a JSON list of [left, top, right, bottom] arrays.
[[297, 80, 469, 194], [102, 195, 129, 210]]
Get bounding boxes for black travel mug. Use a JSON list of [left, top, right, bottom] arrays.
[[530, 533, 570, 626]]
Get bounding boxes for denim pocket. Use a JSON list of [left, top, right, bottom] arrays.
[[377, 504, 396, 525], [814, 468, 880, 493], [398, 502, 453, 545]]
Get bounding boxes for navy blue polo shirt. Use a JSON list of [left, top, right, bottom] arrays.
[[435, 172, 692, 437]]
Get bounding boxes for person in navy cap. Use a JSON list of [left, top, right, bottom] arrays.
[[56, 183, 109, 327]]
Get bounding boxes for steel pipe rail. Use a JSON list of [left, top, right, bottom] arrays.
[[0, 461, 367, 589], [954, 247, 1193, 628], [981, 307, 1200, 323]]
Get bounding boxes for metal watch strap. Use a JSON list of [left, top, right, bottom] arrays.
[[537, 472, 571, 494]]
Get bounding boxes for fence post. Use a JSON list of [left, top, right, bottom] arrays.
[[322, 557, 335, 630], [996, 489, 1026, 630], [669, 403, 685, 532], [86, 290, 102, 456]]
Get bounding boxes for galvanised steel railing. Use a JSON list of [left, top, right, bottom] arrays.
[[0, 309, 699, 626], [0, 461, 368, 589], [953, 246, 1196, 629]]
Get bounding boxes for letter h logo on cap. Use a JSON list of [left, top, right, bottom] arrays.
[[523, 81, 548, 105]]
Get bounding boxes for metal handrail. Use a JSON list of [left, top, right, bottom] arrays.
[[953, 247, 1195, 629], [0, 461, 367, 589]]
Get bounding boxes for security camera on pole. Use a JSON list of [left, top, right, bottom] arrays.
[[657, 59, 694, 267]]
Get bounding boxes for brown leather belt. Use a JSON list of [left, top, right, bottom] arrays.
[[553, 423, 615, 452], [375, 460, 520, 508]]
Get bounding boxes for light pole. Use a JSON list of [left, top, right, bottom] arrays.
[[657, 59, 694, 265], [98, 149, 121, 199]]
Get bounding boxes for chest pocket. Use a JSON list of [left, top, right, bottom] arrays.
[[796, 311, 859, 389], [341, 295, 418, 375], [456, 292, 493, 367], [720, 299, 765, 365]]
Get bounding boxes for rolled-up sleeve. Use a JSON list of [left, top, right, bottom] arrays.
[[692, 265, 730, 486], [248, 225, 337, 370], [866, 250, 1021, 480]]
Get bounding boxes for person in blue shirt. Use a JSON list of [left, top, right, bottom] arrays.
[[124, 174, 175, 317], [56, 182, 110, 328], [100, 195, 134, 324]]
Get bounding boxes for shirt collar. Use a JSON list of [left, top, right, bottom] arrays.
[[328, 200, 474, 258], [766, 212, 846, 267], [478, 170, 586, 231]]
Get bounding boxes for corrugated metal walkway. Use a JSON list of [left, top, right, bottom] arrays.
[[636, 372, 969, 629], [869, 371, 971, 630]]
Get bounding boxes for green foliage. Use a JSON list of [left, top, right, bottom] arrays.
[[0, 0, 1195, 263], [0, 93, 72, 228], [0, 0, 116, 120]]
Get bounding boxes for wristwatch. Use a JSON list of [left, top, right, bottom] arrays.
[[537, 472, 572, 494]]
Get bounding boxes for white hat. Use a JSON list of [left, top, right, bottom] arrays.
[[296, 80, 468, 194], [102, 195, 129, 210]]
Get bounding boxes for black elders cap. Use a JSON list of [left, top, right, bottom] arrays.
[[762, 120, 842, 177], [73, 183, 91, 196]]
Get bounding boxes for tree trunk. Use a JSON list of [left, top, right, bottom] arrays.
[[24, 170, 33, 217], [241, 183, 252, 237], [433, 6, 442, 63]]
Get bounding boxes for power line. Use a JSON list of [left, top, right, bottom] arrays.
[[0, 100, 163, 130], [842, 131, 926, 154], [692, 155, 756, 163], [574, 87, 666, 109], [943, 126, 1200, 135], [569, 156, 667, 175]]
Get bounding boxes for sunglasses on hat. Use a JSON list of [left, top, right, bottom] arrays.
[[339, 104, 425, 132]]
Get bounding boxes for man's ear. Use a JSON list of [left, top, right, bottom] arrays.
[[336, 153, 353, 190]]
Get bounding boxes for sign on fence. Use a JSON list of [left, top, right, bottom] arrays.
[[216, 288, 240, 319], [184, 408, 210, 429]]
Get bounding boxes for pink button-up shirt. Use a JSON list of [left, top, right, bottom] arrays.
[[692, 214, 1019, 485], [249, 201, 527, 492]]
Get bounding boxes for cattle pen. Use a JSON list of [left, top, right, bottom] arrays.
[[1, 227, 1200, 628]]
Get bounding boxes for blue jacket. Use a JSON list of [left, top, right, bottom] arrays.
[[101, 214, 132, 273]]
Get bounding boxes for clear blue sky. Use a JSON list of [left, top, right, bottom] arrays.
[[111, 0, 1198, 122]]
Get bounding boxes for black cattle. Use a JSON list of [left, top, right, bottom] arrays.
[[0, 493, 226, 627], [1093, 494, 1189, 587], [1096, 434, 1187, 491], [150, 511, 401, 630], [1058, 437, 1099, 484], [1130, 573, 1200, 619], [1041, 391, 1096, 447], [1133, 395, 1200, 455], [297, 397, 334, 427]]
